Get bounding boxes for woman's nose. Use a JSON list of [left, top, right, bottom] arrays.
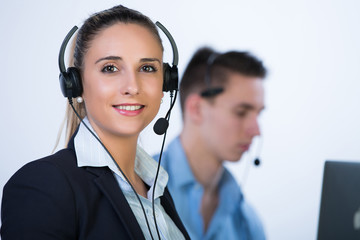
[[121, 70, 139, 96]]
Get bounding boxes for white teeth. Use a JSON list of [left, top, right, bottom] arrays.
[[115, 105, 142, 111]]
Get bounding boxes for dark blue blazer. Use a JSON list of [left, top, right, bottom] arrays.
[[1, 135, 190, 239]]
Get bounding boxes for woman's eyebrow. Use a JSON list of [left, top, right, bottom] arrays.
[[95, 56, 122, 64], [140, 58, 161, 64]]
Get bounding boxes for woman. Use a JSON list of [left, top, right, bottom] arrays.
[[1, 5, 189, 240]]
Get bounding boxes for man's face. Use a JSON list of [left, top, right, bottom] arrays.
[[199, 73, 265, 162]]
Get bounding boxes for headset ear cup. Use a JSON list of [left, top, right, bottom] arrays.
[[163, 63, 171, 92], [59, 67, 83, 98], [59, 72, 69, 98], [162, 62, 178, 92], [68, 67, 83, 98]]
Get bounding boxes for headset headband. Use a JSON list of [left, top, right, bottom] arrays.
[[155, 21, 178, 66], [58, 26, 78, 73]]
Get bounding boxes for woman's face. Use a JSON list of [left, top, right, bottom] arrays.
[[81, 23, 164, 139]]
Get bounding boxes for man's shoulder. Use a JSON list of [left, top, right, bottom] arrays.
[[152, 136, 182, 165]]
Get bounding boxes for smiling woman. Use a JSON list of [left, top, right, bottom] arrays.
[[0, 5, 189, 240], [81, 23, 164, 143]]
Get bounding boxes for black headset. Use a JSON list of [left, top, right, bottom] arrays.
[[58, 22, 179, 100], [200, 52, 224, 98]]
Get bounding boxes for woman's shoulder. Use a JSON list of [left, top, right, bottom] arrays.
[[1, 148, 80, 239], [4, 148, 78, 189], [24, 147, 76, 169]]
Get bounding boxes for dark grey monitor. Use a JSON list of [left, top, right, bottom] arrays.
[[317, 161, 360, 240]]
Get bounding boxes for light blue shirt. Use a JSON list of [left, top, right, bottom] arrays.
[[154, 136, 266, 240], [74, 118, 185, 240]]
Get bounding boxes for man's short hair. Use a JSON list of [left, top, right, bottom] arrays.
[[179, 47, 267, 113]]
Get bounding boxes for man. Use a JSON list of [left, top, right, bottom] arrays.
[[154, 47, 267, 239]]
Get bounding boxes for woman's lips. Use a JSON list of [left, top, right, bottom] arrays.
[[113, 104, 145, 116]]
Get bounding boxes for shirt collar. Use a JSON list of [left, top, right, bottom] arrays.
[[166, 136, 196, 188], [220, 169, 243, 203], [74, 117, 169, 199], [167, 136, 243, 201]]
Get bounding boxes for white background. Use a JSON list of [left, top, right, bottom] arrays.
[[1, 0, 360, 239]]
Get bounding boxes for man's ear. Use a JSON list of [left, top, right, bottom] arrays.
[[184, 93, 204, 124]]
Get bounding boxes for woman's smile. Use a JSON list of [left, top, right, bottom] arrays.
[[113, 103, 145, 116]]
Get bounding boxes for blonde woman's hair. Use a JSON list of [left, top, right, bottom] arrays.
[[65, 100, 87, 144], [52, 99, 86, 153]]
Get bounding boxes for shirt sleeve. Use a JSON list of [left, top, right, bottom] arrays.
[[1, 160, 77, 239]]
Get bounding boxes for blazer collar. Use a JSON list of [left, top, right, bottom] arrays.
[[68, 129, 145, 239], [87, 167, 190, 239], [68, 124, 190, 239], [88, 167, 145, 240]]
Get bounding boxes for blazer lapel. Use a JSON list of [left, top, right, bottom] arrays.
[[68, 133, 188, 239], [87, 167, 145, 240]]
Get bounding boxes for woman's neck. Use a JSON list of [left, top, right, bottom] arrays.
[[95, 129, 149, 197], [85, 120, 138, 180]]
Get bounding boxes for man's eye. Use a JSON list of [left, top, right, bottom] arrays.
[[141, 65, 157, 72], [102, 65, 118, 73], [236, 111, 247, 117]]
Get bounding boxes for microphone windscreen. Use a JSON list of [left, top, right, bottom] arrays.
[[153, 118, 169, 135]]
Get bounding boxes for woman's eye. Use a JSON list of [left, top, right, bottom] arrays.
[[141, 65, 157, 72], [102, 65, 118, 73]]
